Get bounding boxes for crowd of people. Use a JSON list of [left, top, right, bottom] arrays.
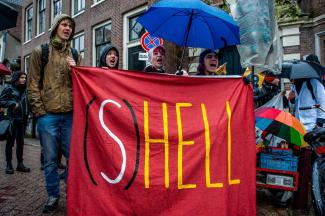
[[0, 13, 325, 214]]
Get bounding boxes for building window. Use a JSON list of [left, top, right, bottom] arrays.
[[72, 0, 85, 16], [123, 7, 147, 71], [129, 15, 146, 42], [37, 0, 46, 35], [73, 32, 85, 58], [24, 55, 31, 74], [51, 0, 62, 23], [93, 22, 111, 66], [25, 5, 33, 41]]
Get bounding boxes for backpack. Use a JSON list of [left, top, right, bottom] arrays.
[[306, 79, 316, 101], [39, 43, 79, 89]]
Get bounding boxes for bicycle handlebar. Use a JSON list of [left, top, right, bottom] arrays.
[[299, 106, 314, 110], [299, 104, 325, 112]]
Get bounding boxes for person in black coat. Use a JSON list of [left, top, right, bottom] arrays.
[[0, 71, 30, 174], [99, 45, 119, 69]]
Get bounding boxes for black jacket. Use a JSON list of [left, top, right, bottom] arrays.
[[0, 72, 30, 122]]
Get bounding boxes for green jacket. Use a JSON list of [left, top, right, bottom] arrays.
[[27, 14, 80, 117]]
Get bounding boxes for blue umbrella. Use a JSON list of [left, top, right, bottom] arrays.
[[281, 60, 325, 80], [137, 0, 240, 69], [137, 0, 240, 49]]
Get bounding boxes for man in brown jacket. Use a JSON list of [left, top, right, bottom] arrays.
[[27, 14, 80, 213]]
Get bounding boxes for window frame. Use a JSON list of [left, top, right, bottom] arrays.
[[122, 6, 147, 70], [73, 32, 85, 59], [37, 0, 46, 36], [25, 5, 33, 42], [51, 0, 62, 24], [72, 0, 85, 17], [315, 31, 325, 65], [24, 55, 31, 74], [92, 21, 112, 66]]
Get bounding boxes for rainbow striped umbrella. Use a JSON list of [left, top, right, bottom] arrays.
[[255, 107, 306, 147]]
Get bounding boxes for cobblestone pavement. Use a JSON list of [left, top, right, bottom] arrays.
[[0, 138, 66, 216], [0, 138, 315, 216]]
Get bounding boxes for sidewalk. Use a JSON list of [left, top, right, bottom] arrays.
[[0, 138, 314, 215], [0, 138, 66, 216]]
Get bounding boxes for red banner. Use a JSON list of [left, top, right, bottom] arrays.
[[68, 67, 256, 216]]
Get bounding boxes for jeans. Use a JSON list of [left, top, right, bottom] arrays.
[[37, 113, 72, 197], [6, 120, 25, 163]]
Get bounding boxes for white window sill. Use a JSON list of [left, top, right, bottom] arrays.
[[91, 0, 106, 8], [72, 10, 85, 18], [35, 32, 45, 38], [23, 39, 32, 45]]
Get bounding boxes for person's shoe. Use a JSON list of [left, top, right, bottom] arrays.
[[58, 163, 66, 169], [42, 196, 59, 213], [16, 163, 30, 172], [5, 162, 14, 174]]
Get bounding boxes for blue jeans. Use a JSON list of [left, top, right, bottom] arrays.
[[37, 113, 72, 197]]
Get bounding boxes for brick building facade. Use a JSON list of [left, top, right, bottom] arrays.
[[20, 0, 224, 74], [21, 0, 149, 73], [279, 0, 325, 64], [0, 2, 22, 64]]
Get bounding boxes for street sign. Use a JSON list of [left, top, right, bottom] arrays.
[[140, 32, 164, 52], [138, 52, 148, 61]]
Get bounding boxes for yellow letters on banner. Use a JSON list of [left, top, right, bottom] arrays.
[[226, 101, 240, 185], [144, 101, 169, 189], [143, 101, 240, 189], [176, 103, 196, 189], [201, 104, 223, 188]]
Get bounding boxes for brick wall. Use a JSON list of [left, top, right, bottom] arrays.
[[21, 0, 183, 73], [283, 45, 300, 54], [299, 26, 314, 58], [299, 0, 325, 18], [311, 0, 325, 17]]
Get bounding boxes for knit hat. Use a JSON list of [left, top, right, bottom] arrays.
[[50, 14, 75, 41]]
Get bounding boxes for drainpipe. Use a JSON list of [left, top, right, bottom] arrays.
[[0, 30, 8, 61]]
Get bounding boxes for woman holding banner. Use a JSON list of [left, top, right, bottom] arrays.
[[144, 46, 166, 73], [196, 49, 219, 75]]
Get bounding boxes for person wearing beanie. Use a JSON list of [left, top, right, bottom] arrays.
[[0, 71, 30, 175], [144, 46, 166, 73], [99, 45, 119, 69], [27, 14, 81, 213], [306, 54, 320, 64], [196, 49, 219, 75]]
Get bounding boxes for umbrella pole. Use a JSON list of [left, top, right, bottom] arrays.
[[251, 65, 255, 88], [178, 10, 194, 71]]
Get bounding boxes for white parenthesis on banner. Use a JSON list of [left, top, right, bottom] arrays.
[[99, 99, 126, 184]]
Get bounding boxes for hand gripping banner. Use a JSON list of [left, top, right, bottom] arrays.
[[68, 67, 256, 216]]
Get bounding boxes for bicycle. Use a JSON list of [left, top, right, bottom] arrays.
[[299, 104, 325, 216]]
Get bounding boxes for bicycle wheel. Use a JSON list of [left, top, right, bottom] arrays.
[[311, 158, 325, 216]]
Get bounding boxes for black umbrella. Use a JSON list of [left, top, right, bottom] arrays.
[[281, 60, 325, 80], [0, 1, 18, 31]]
